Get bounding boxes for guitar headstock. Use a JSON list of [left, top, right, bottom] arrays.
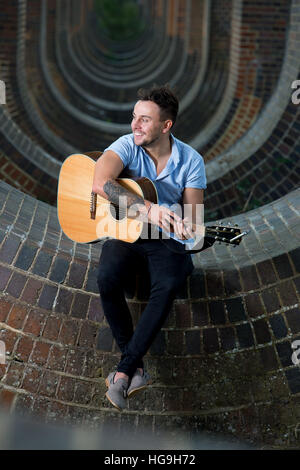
[[206, 223, 249, 247]]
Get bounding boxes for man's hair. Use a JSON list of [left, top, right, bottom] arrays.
[[137, 85, 179, 126]]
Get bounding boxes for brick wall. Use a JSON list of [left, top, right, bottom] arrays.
[[0, 180, 299, 447], [0, 0, 298, 212], [205, 96, 300, 221], [199, 0, 291, 158]]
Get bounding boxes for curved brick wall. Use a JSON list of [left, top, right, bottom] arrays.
[[0, 180, 299, 447], [0, 0, 300, 449]]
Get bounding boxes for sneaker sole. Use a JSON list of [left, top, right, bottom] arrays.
[[127, 380, 152, 399], [105, 391, 123, 412], [105, 377, 125, 412]]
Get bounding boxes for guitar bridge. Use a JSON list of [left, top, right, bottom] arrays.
[[90, 192, 97, 219]]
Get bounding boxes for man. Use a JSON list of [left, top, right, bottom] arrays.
[[92, 85, 206, 411]]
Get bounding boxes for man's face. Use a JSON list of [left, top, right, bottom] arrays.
[[131, 100, 167, 147]]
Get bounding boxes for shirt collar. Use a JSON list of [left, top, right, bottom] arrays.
[[140, 134, 180, 180], [170, 134, 180, 166], [155, 134, 179, 179]]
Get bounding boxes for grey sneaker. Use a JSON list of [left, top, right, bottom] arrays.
[[127, 370, 151, 398], [105, 372, 128, 411]]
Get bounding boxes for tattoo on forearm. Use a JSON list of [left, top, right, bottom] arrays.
[[103, 179, 145, 209]]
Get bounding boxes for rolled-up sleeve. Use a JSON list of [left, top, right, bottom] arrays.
[[104, 134, 133, 168], [185, 153, 207, 189]]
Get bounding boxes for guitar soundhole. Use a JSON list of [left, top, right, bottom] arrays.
[[109, 204, 127, 221]]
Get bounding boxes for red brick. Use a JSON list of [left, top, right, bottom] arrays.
[[23, 309, 46, 336], [77, 322, 98, 348], [42, 315, 62, 341], [57, 376, 76, 402], [73, 380, 92, 405], [9, 169, 21, 180], [21, 278, 43, 304], [0, 364, 7, 379], [88, 297, 104, 322], [15, 336, 34, 362], [47, 344, 68, 372], [65, 349, 85, 376], [0, 389, 16, 410], [6, 304, 28, 329], [31, 396, 50, 420], [58, 319, 80, 346], [0, 299, 13, 322], [30, 341, 51, 366], [18, 175, 27, 186], [0, 266, 12, 291], [22, 366, 41, 393], [38, 370, 59, 398], [4, 163, 15, 174], [0, 328, 18, 354], [25, 180, 35, 191], [4, 361, 25, 388]]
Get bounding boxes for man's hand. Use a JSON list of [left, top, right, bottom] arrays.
[[173, 217, 195, 240], [128, 202, 198, 241], [147, 204, 194, 240]]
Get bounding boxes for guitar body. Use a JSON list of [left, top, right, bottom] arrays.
[[57, 153, 158, 243]]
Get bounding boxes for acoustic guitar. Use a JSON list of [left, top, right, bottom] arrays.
[[57, 153, 248, 251]]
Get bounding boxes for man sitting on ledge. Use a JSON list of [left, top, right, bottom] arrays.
[[92, 85, 206, 411]]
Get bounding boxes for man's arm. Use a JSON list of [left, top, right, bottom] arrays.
[[182, 188, 204, 224], [92, 151, 183, 233], [92, 150, 152, 216], [173, 188, 205, 240]]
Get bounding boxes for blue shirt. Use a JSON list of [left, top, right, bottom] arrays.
[[104, 133, 206, 244]]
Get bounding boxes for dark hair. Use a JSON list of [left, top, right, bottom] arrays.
[[137, 85, 179, 126]]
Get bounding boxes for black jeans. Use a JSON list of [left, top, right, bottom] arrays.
[[97, 237, 194, 377]]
